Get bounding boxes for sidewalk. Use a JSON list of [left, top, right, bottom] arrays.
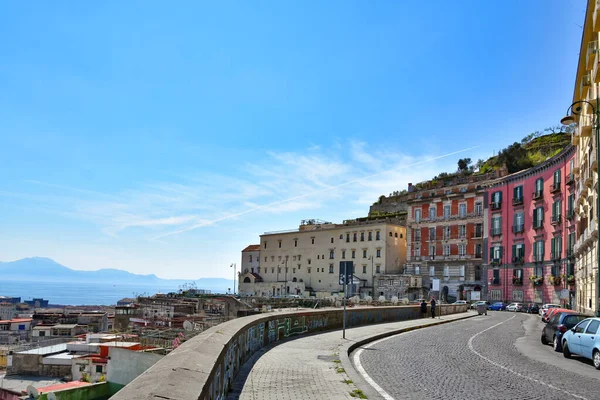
[[227, 311, 475, 400]]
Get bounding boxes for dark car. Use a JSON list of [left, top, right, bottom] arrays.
[[526, 303, 540, 314], [541, 311, 587, 352]]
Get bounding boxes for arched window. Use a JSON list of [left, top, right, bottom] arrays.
[[292, 277, 297, 282], [243, 277, 251, 283]]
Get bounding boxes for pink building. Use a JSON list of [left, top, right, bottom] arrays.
[[485, 146, 576, 306]]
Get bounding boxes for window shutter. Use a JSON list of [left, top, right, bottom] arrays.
[[558, 238, 562, 256], [499, 246, 503, 260], [490, 247, 494, 261], [513, 186, 517, 199], [512, 244, 516, 259], [533, 242, 538, 257], [498, 191, 502, 202]]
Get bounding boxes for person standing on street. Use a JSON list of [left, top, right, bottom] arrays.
[[420, 299, 427, 318], [430, 297, 436, 318]]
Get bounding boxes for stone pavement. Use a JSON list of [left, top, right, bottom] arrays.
[[227, 311, 474, 400]]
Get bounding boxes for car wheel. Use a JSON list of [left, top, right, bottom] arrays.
[[553, 336, 561, 352], [541, 333, 548, 345], [563, 342, 572, 359], [594, 350, 600, 370]]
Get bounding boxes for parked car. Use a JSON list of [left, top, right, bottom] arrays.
[[541, 311, 587, 352], [488, 302, 506, 311], [542, 308, 571, 323], [452, 300, 467, 305], [562, 317, 600, 369], [540, 304, 561, 319], [506, 303, 524, 312], [525, 303, 540, 314], [470, 301, 488, 310]]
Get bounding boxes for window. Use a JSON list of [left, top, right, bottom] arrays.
[[512, 243, 525, 262], [534, 178, 544, 196], [346, 233, 350, 243], [513, 185, 523, 203], [294, 239, 298, 247], [312, 237, 315, 244], [513, 211, 524, 233], [361, 232, 365, 241], [459, 225, 466, 238], [459, 203, 466, 217], [308, 259, 311, 265], [39, 331, 46, 337], [278, 256, 282, 261], [574, 320, 590, 334], [249, 255, 253, 263], [443, 226, 451, 240], [352, 250, 356, 259], [444, 265, 449, 279], [429, 244, 436, 257], [329, 250, 335, 259], [414, 245, 421, 257], [568, 193, 575, 216], [459, 244, 466, 256], [429, 227, 436, 241], [376, 265, 381, 273], [490, 246, 503, 262], [317, 255, 320, 259], [491, 216, 502, 235], [444, 205, 451, 220], [475, 243, 482, 258], [553, 169, 561, 187], [363, 249, 367, 258], [362, 265, 367, 274], [491, 191, 502, 207], [429, 266, 435, 276], [329, 264, 334, 273], [271, 256, 275, 261], [415, 265, 421, 275], [395, 232, 398, 237], [265, 257, 267, 262], [551, 236, 562, 260], [414, 229, 421, 241], [585, 320, 600, 334], [293, 268, 296, 273], [475, 265, 481, 280], [278, 241, 282, 248], [264, 241, 267, 249], [376, 249, 381, 257], [429, 206, 437, 220], [533, 240, 545, 262], [443, 245, 450, 256], [353, 233, 357, 242], [340, 234, 343, 239], [308, 267, 311, 273], [342, 250, 346, 259], [96, 365, 103, 373], [475, 202, 482, 215], [459, 266, 465, 280], [492, 269, 500, 284], [533, 207, 544, 228], [376, 231, 381, 240], [415, 209, 421, 222], [293, 255, 296, 261], [368, 231, 372, 241], [331, 237, 334, 243], [552, 200, 562, 223], [389, 232, 393, 237]]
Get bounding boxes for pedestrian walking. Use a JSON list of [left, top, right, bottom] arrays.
[[430, 297, 436, 318], [420, 299, 427, 318]]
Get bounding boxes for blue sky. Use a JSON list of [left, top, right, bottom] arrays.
[[0, 1, 586, 279]]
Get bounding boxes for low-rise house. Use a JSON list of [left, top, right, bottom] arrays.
[[32, 325, 54, 340], [77, 312, 108, 333], [0, 318, 33, 344], [51, 324, 87, 337], [0, 301, 17, 320]]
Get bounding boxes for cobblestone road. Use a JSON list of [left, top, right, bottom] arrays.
[[355, 312, 600, 400]]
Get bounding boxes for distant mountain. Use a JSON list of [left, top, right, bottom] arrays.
[[0, 257, 233, 294]]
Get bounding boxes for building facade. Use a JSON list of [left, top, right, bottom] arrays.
[[568, 0, 600, 315], [405, 176, 492, 302], [0, 302, 16, 321], [239, 218, 406, 298], [485, 147, 576, 306]]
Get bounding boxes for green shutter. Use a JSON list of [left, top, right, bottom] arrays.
[[533, 242, 538, 258], [512, 244, 516, 260], [490, 247, 494, 262], [513, 186, 517, 199], [498, 191, 502, 202]]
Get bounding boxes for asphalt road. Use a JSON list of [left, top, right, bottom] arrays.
[[353, 311, 600, 400]]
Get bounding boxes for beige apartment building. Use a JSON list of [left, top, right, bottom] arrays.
[[239, 218, 406, 298], [568, 0, 599, 315]]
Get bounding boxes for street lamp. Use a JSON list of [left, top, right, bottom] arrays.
[[230, 263, 236, 296], [368, 255, 375, 297], [561, 99, 600, 317]]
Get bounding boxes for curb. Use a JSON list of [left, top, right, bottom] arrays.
[[339, 313, 478, 400]]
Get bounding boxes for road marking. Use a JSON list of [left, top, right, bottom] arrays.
[[467, 314, 589, 400], [353, 340, 395, 400]]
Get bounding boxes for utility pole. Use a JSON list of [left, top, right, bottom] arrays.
[[230, 263, 236, 295]]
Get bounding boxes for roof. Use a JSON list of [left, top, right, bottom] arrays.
[[0, 318, 32, 323], [52, 324, 80, 329], [242, 244, 261, 252], [37, 381, 91, 393], [18, 343, 68, 355], [117, 297, 136, 303], [249, 272, 263, 282]]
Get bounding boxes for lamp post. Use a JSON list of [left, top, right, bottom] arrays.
[[230, 263, 236, 296], [561, 99, 600, 317], [369, 255, 375, 297]]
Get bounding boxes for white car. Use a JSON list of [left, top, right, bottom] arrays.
[[506, 302, 524, 312], [452, 300, 467, 305]]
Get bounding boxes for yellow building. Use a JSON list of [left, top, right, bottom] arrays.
[[568, 0, 600, 315]]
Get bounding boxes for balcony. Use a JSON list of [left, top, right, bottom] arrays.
[[512, 224, 524, 234], [532, 190, 543, 200], [490, 258, 501, 266], [512, 197, 523, 206], [580, 73, 591, 101], [490, 228, 502, 237], [529, 275, 544, 286], [551, 215, 562, 226], [588, 40, 598, 71], [550, 182, 561, 194], [472, 231, 483, 239], [549, 275, 562, 286], [490, 201, 502, 211], [512, 257, 524, 265], [566, 173, 575, 185], [512, 277, 523, 286]]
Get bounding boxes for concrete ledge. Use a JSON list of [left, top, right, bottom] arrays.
[[339, 312, 477, 400], [112, 304, 468, 400]]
